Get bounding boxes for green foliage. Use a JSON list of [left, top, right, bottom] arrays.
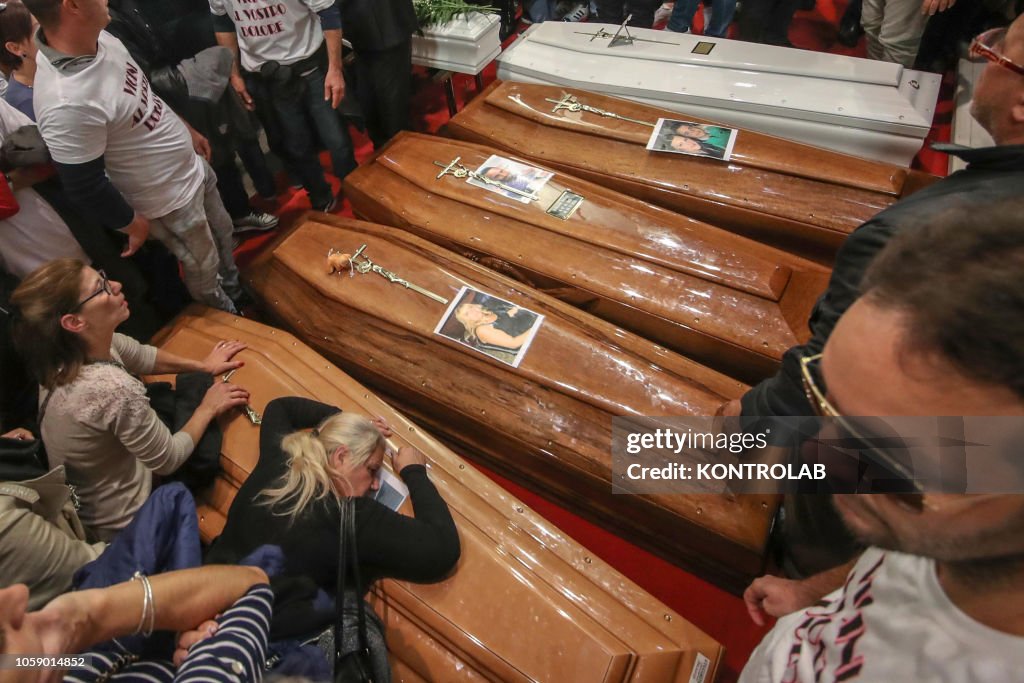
[[414, 0, 498, 27]]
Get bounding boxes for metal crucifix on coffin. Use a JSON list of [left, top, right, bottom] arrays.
[[574, 15, 681, 47], [327, 245, 449, 305], [433, 156, 540, 202], [544, 92, 656, 128]]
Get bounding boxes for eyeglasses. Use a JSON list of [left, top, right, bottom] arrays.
[[970, 27, 1024, 76], [799, 353, 921, 491], [70, 269, 113, 312]]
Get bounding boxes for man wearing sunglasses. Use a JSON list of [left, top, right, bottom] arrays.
[[740, 203, 1024, 682], [727, 16, 1024, 574]]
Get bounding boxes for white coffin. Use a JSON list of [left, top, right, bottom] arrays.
[[411, 12, 502, 75], [496, 22, 942, 165], [951, 57, 994, 173]]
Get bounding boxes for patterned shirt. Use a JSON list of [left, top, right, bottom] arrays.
[[66, 584, 273, 682]]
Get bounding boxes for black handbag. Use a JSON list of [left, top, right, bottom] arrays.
[[333, 497, 375, 683]]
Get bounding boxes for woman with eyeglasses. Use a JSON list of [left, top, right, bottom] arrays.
[[8, 259, 251, 541]]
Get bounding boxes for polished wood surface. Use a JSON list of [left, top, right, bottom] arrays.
[[243, 215, 777, 592], [446, 81, 939, 263], [150, 305, 726, 683], [342, 131, 831, 384]]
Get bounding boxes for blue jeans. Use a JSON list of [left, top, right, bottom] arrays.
[[245, 55, 357, 207], [667, 0, 736, 36], [298, 64, 358, 181], [526, 0, 556, 21]]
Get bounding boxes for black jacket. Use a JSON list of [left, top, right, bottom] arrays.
[[106, 0, 190, 113], [341, 0, 418, 52], [741, 144, 1024, 419], [206, 397, 460, 639]]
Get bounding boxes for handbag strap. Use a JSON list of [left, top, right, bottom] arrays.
[[334, 498, 372, 664], [333, 499, 349, 666], [346, 497, 371, 658]]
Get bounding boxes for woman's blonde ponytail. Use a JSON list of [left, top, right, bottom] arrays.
[[259, 412, 385, 519]]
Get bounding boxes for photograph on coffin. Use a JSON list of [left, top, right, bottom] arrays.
[[434, 286, 544, 367], [373, 465, 410, 511], [468, 154, 554, 203], [646, 118, 737, 161]]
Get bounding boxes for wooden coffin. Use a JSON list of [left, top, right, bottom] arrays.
[[150, 306, 725, 683], [243, 214, 778, 592], [447, 81, 940, 265], [342, 131, 830, 384]]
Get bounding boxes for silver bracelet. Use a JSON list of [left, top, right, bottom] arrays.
[[131, 571, 155, 637]]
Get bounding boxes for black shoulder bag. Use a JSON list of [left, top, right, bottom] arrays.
[[334, 497, 375, 683]]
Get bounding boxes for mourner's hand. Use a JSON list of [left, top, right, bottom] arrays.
[[718, 399, 742, 418], [173, 620, 218, 668], [743, 574, 820, 626], [921, 0, 955, 14], [2, 427, 34, 440], [201, 381, 251, 417], [231, 73, 255, 111], [392, 446, 427, 473], [324, 66, 345, 109], [203, 339, 248, 376], [371, 416, 393, 439], [188, 126, 212, 162], [33, 590, 94, 680], [120, 212, 150, 257]]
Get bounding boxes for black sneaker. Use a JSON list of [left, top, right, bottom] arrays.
[[232, 211, 280, 234]]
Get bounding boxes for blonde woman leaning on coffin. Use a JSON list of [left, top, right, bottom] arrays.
[[9, 259, 251, 541], [206, 397, 461, 678]]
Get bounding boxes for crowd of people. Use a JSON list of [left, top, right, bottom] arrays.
[[0, 0, 1020, 680]]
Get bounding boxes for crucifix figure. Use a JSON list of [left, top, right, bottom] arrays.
[[574, 15, 681, 47], [327, 245, 450, 305], [434, 156, 540, 202], [221, 369, 263, 424], [545, 92, 656, 128]]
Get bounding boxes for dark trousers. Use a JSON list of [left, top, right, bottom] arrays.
[[596, 0, 661, 27], [245, 58, 358, 207], [353, 39, 413, 149], [738, 0, 800, 44]]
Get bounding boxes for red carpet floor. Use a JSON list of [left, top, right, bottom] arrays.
[[233, 3, 955, 680]]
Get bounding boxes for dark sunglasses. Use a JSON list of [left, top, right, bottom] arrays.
[[799, 353, 921, 493]]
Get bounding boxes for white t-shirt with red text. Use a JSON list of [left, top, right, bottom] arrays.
[[741, 548, 1024, 682], [34, 31, 203, 220], [209, 0, 334, 71]]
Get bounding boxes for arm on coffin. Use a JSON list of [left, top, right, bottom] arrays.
[[240, 397, 460, 590], [741, 216, 896, 419]]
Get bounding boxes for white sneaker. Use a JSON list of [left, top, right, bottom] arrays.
[[562, 2, 589, 21], [654, 2, 675, 26]]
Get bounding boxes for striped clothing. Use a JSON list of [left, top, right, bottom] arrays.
[[66, 584, 273, 682]]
